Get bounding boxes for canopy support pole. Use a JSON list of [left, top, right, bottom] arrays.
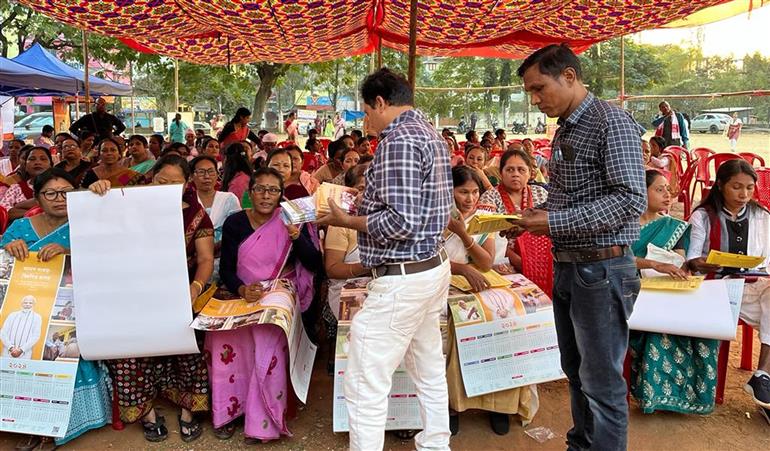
[[619, 36, 626, 110], [130, 62, 136, 135], [377, 40, 383, 69], [174, 59, 180, 112], [82, 30, 91, 114], [407, 0, 418, 90]]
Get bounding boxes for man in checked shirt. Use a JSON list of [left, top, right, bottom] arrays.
[[318, 68, 453, 451], [515, 44, 646, 451]]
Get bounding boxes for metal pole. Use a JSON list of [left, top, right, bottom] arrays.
[[619, 36, 626, 110], [407, 0, 418, 91], [82, 30, 91, 113], [174, 59, 180, 112], [130, 62, 136, 135]]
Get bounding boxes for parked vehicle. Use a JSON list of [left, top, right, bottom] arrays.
[[13, 112, 53, 140], [193, 121, 212, 134], [690, 113, 731, 134], [511, 121, 528, 134]]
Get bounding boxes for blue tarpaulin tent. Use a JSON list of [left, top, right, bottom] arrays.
[[343, 110, 364, 122], [12, 43, 131, 96], [0, 56, 80, 96]]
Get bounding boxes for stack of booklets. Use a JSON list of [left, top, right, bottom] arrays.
[[280, 183, 358, 225], [466, 213, 521, 235]]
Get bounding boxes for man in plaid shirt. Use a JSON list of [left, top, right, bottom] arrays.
[[318, 68, 453, 451], [516, 44, 646, 451]]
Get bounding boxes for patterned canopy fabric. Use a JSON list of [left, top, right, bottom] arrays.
[[19, 0, 731, 64]]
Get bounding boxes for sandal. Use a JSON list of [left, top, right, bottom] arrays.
[[244, 437, 263, 445], [393, 429, 418, 440], [15, 435, 42, 451], [213, 422, 236, 440], [178, 414, 203, 442], [141, 415, 168, 443]]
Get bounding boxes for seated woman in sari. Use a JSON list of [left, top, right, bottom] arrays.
[[686, 160, 770, 420], [123, 135, 155, 175], [220, 142, 253, 205], [0, 146, 53, 220], [628, 170, 719, 415], [478, 149, 548, 269], [105, 155, 214, 443], [191, 156, 241, 283], [444, 166, 538, 436], [1, 168, 111, 451], [286, 145, 319, 198], [54, 134, 93, 187], [81, 138, 145, 188], [206, 167, 321, 444]]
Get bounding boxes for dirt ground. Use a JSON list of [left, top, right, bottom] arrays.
[[1, 332, 768, 451]]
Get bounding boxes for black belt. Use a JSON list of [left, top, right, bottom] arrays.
[[371, 249, 448, 279], [553, 245, 627, 263]]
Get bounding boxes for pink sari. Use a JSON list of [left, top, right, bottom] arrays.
[[205, 209, 316, 440]]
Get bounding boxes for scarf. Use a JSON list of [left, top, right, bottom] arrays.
[[655, 111, 681, 142]]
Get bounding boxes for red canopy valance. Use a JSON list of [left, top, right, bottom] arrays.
[[19, 0, 731, 64]]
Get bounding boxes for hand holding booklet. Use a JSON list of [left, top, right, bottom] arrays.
[[466, 213, 521, 235], [280, 183, 357, 225], [450, 268, 512, 291]]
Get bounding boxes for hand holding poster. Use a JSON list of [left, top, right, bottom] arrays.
[[0, 251, 78, 438], [66, 185, 199, 359], [191, 279, 317, 403]]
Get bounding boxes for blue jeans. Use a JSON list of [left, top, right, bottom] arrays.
[[552, 252, 640, 451]]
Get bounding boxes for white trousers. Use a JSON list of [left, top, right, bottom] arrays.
[[741, 278, 770, 346], [344, 260, 451, 451], [730, 138, 738, 152]]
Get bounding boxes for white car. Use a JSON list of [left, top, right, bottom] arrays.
[[193, 121, 212, 134], [690, 113, 732, 134]]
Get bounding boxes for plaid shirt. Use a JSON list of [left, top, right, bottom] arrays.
[[545, 93, 647, 250], [359, 109, 452, 268]]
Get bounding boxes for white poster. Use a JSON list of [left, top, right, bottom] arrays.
[[449, 274, 564, 397], [67, 185, 199, 359], [629, 280, 737, 341]]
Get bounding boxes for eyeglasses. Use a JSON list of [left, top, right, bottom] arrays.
[[61, 144, 79, 150], [40, 189, 72, 201], [193, 169, 217, 178], [251, 185, 281, 195]]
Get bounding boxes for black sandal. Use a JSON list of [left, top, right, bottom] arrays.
[[213, 422, 236, 440], [393, 429, 418, 440], [141, 415, 168, 442], [15, 435, 42, 451], [178, 414, 203, 442]]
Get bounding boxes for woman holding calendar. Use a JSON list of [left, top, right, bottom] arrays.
[[444, 166, 539, 436]]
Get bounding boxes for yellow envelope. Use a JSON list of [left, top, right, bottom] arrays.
[[706, 250, 765, 269], [450, 269, 512, 292], [640, 276, 704, 291], [466, 214, 522, 235]]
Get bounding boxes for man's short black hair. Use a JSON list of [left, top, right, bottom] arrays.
[[42, 125, 54, 134], [361, 68, 413, 108], [517, 44, 582, 80]]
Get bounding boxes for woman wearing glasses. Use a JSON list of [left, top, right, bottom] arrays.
[[206, 167, 321, 443], [1, 168, 111, 450], [190, 156, 241, 283]]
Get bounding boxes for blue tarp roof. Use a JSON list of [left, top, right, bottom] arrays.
[[12, 43, 131, 96], [344, 110, 364, 121], [0, 56, 80, 96]]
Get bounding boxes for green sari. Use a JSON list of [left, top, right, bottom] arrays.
[[629, 215, 719, 415]]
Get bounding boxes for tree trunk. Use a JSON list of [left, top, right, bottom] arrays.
[[253, 63, 289, 130]]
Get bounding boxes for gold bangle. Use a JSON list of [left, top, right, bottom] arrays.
[[192, 280, 204, 292], [464, 240, 475, 250]]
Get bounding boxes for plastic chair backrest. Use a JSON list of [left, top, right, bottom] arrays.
[[318, 138, 331, 151], [516, 232, 554, 299], [703, 153, 743, 185], [692, 148, 716, 183], [677, 161, 699, 219], [534, 138, 551, 149], [0, 206, 7, 234], [738, 152, 765, 167], [754, 168, 770, 209], [663, 145, 691, 168]]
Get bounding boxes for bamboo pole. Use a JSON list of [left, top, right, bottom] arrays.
[[619, 36, 626, 109], [130, 62, 136, 135], [407, 0, 418, 90], [82, 30, 91, 113], [174, 59, 180, 113], [377, 39, 383, 69]]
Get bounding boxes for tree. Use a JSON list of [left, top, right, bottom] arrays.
[[579, 38, 667, 98], [253, 63, 290, 127]]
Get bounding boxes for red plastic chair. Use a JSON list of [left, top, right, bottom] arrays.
[[0, 206, 8, 234], [674, 160, 698, 219], [663, 145, 692, 169], [534, 138, 551, 149], [276, 140, 294, 148], [516, 232, 553, 298], [691, 148, 716, 199], [716, 320, 756, 404], [318, 138, 331, 151], [739, 152, 765, 167], [754, 168, 770, 209], [699, 153, 743, 197]]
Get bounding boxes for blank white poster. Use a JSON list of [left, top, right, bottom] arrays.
[[629, 280, 736, 341], [68, 185, 199, 359]]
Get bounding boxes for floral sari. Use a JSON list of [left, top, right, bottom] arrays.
[[205, 208, 317, 441], [629, 215, 719, 414]]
